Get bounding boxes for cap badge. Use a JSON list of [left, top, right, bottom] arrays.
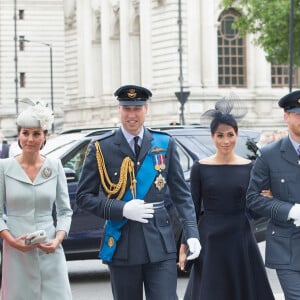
[[297, 98, 300, 104], [127, 89, 137, 98]]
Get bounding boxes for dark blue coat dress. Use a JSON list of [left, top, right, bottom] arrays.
[[184, 162, 274, 300]]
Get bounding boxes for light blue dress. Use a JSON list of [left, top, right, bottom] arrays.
[[0, 157, 73, 300]]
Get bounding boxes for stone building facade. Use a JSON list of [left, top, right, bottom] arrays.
[[0, 0, 66, 137], [0, 0, 298, 137], [63, 0, 299, 131]]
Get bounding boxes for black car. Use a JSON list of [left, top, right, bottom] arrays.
[[40, 125, 267, 261]]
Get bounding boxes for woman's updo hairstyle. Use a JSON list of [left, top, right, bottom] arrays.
[[201, 95, 247, 135]]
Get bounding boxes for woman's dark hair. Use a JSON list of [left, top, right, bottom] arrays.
[[210, 111, 238, 135], [202, 96, 247, 135]]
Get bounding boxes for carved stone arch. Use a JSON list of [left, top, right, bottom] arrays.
[[131, 15, 140, 35], [130, 0, 140, 35], [91, 3, 101, 43], [111, 2, 120, 38], [156, 0, 166, 6], [132, 0, 139, 12], [112, 19, 120, 38], [63, 0, 76, 29], [217, 8, 241, 39]]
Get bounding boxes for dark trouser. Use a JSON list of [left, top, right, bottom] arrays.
[[109, 259, 178, 300], [276, 269, 300, 300]]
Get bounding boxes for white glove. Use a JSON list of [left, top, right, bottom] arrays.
[[186, 238, 201, 260], [123, 199, 154, 223], [288, 204, 300, 226], [294, 219, 300, 227]]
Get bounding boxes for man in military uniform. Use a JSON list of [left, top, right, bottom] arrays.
[[76, 85, 200, 300], [247, 90, 300, 300]]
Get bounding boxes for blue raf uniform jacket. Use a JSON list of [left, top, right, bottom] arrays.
[[247, 136, 300, 270], [76, 127, 199, 265]]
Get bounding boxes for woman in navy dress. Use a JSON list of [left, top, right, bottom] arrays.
[[179, 100, 274, 300]]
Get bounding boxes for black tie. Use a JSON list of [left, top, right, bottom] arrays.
[[134, 136, 140, 157]]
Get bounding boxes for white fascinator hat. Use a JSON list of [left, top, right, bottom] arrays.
[[16, 98, 54, 131]]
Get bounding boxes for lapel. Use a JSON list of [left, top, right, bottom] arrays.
[[5, 157, 55, 185], [139, 128, 153, 158], [114, 129, 135, 159], [280, 136, 299, 165]]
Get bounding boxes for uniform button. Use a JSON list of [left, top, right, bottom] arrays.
[[281, 179, 285, 183], [114, 172, 118, 176], [137, 162, 140, 166], [272, 231, 275, 235]]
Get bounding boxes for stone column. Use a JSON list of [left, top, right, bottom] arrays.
[[199, 0, 218, 89], [139, 0, 152, 88], [119, 0, 130, 83], [101, 0, 113, 95], [186, 0, 202, 90], [77, 0, 93, 98]]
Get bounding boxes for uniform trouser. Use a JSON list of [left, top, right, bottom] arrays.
[[276, 269, 300, 300], [109, 259, 178, 300]]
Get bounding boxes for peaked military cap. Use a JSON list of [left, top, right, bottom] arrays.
[[114, 85, 152, 106], [278, 90, 300, 112]]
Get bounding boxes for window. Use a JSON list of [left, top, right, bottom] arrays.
[[20, 72, 26, 88], [19, 35, 25, 51], [218, 10, 247, 87], [19, 10, 24, 20], [271, 64, 300, 88]]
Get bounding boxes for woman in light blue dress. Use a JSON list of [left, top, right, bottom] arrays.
[[0, 100, 73, 300]]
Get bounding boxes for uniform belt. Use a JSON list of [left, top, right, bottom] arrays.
[[147, 201, 164, 209]]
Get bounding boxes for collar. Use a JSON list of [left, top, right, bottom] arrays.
[[288, 134, 300, 154], [120, 125, 144, 145]]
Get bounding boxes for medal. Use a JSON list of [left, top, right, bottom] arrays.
[[154, 173, 166, 191], [108, 237, 114, 248], [153, 154, 166, 171], [41, 167, 52, 178], [159, 154, 166, 169]]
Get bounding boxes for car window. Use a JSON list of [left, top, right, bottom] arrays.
[[62, 144, 89, 181], [173, 133, 259, 161], [174, 135, 213, 160], [44, 141, 78, 159], [42, 134, 86, 159], [175, 143, 192, 173]]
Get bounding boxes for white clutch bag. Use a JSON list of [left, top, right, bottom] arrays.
[[25, 230, 47, 245]]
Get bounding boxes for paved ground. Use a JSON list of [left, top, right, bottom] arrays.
[[258, 242, 284, 300]]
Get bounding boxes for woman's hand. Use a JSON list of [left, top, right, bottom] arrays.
[[260, 189, 273, 198], [9, 234, 39, 252], [38, 230, 66, 254], [178, 243, 188, 271], [38, 238, 61, 254]]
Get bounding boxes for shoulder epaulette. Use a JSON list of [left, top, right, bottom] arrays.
[[91, 130, 116, 143], [147, 128, 171, 136]]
